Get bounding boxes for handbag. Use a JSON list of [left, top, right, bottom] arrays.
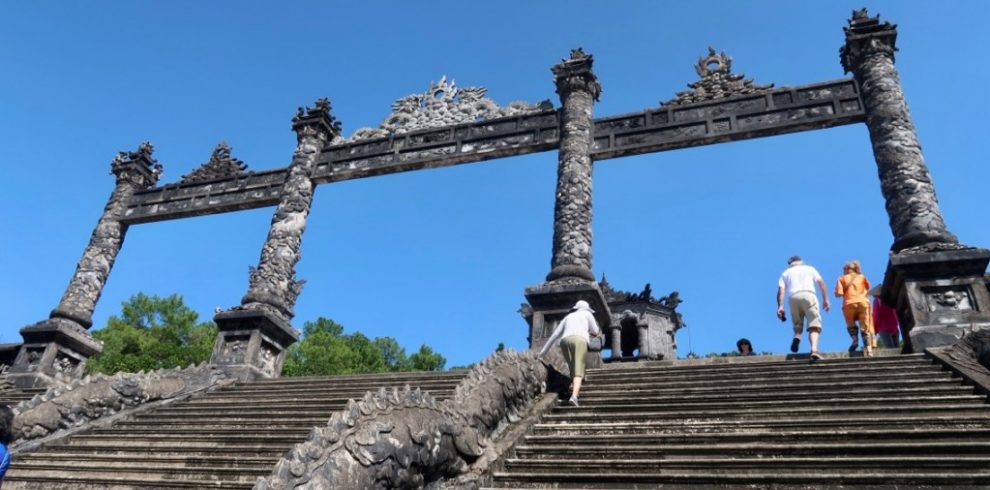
[[587, 335, 604, 352]]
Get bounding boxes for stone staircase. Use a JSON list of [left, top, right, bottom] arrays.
[[6, 370, 466, 489], [488, 353, 990, 489]]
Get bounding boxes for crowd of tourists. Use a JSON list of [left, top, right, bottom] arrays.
[[776, 255, 899, 361]]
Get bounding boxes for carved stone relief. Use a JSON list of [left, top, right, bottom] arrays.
[[220, 337, 248, 364], [928, 289, 973, 312], [343, 76, 552, 142], [662, 47, 773, 106], [180, 142, 248, 183]]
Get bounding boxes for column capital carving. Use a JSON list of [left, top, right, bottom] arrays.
[[291, 97, 342, 142], [110, 141, 163, 189], [840, 8, 898, 73], [552, 48, 602, 102]]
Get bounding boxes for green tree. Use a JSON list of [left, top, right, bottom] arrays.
[[88, 293, 217, 375], [282, 317, 447, 376], [409, 344, 446, 371]]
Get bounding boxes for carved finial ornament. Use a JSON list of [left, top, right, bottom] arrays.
[[344, 76, 552, 142], [661, 47, 773, 106], [110, 141, 163, 188], [840, 8, 899, 73], [292, 97, 342, 139], [180, 142, 248, 184], [552, 47, 602, 102]]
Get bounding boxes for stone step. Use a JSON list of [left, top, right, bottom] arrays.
[[587, 354, 928, 376], [503, 456, 990, 472], [524, 427, 990, 445], [32, 443, 284, 458], [579, 371, 958, 394], [539, 403, 990, 423], [585, 360, 942, 383], [579, 376, 964, 398], [532, 415, 990, 436], [210, 381, 459, 395], [87, 426, 313, 437], [229, 372, 464, 388], [514, 440, 990, 459], [574, 385, 977, 404], [60, 433, 305, 447], [141, 407, 339, 418], [5, 462, 268, 484], [111, 419, 328, 430], [488, 470, 990, 489], [4, 475, 253, 489], [175, 391, 454, 408], [16, 452, 278, 469]]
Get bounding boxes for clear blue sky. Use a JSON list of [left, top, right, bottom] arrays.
[[2, 2, 988, 367]]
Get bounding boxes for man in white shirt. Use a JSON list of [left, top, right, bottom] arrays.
[[776, 256, 831, 360]]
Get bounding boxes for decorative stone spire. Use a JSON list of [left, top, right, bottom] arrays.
[[839, 9, 957, 251], [109, 141, 163, 189], [180, 143, 247, 184], [551, 48, 602, 102], [662, 47, 773, 106]]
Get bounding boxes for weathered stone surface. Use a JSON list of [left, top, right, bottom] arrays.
[[240, 98, 340, 321], [599, 277, 684, 360], [546, 49, 600, 283], [179, 142, 248, 184], [661, 47, 773, 106], [254, 349, 547, 490], [841, 9, 957, 252], [50, 142, 162, 329], [11, 362, 232, 447], [928, 329, 990, 395], [344, 76, 552, 142]]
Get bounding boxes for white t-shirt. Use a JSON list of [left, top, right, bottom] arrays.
[[778, 263, 823, 299], [538, 309, 601, 358]]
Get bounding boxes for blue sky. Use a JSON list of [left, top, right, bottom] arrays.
[[2, 2, 988, 367]]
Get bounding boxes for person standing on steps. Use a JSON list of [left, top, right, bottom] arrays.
[[537, 300, 602, 407], [835, 260, 876, 357], [870, 284, 900, 349], [776, 256, 831, 361], [737, 338, 755, 356], [0, 404, 13, 488]]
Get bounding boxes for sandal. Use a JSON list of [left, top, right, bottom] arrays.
[[810, 351, 823, 362], [790, 338, 801, 353]]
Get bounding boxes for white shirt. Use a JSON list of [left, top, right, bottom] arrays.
[[538, 309, 601, 358], [778, 263, 823, 299]]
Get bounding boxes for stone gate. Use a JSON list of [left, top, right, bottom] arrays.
[[7, 9, 989, 388]]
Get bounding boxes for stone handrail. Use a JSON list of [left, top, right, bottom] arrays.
[[254, 349, 548, 489], [12, 362, 234, 452]]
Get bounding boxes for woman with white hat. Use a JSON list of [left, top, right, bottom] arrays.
[[537, 300, 602, 406]]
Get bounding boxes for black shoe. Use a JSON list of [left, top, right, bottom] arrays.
[[790, 338, 800, 353], [848, 341, 859, 353]]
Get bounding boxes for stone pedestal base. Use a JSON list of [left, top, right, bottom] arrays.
[[882, 246, 990, 352], [8, 318, 102, 389], [523, 279, 611, 372], [211, 308, 300, 381]]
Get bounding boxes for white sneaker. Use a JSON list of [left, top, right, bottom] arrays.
[[568, 397, 580, 407]]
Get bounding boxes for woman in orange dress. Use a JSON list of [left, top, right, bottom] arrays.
[[835, 260, 875, 357]]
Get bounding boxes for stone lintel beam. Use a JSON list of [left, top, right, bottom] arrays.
[[546, 48, 601, 283], [840, 8, 958, 252]]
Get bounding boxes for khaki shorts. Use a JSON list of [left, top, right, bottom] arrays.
[[560, 335, 588, 378], [789, 291, 822, 334]]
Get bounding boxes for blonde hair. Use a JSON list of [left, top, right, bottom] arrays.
[[843, 260, 862, 274]]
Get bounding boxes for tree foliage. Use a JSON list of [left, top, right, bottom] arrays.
[[88, 293, 217, 375], [281, 317, 447, 376]]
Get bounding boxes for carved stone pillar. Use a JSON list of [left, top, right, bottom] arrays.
[[211, 99, 340, 380], [608, 323, 622, 360], [840, 9, 957, 253], [841, 10, 990, 351], [546, 48, 601, 283], [9, 143, 162, 388], [525, 50, 609, 374]]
